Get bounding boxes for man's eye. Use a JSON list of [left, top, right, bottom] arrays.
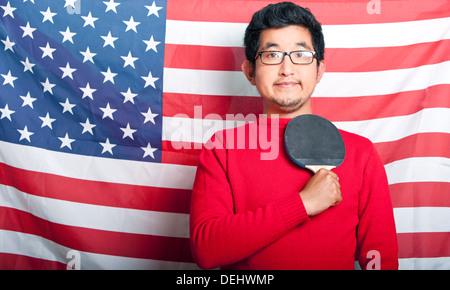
[[266, 52, 281, 58]]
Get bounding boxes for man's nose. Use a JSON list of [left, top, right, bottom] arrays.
[[279, 54, 295, 76]]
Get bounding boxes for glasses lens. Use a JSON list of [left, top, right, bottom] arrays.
[[291, 51, 314, 64], [260, 51, 284, 64]]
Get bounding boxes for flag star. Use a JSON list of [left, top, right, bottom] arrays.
[[64, 0, 77, 8], [59, 133, 75, 150], [60, 62, 77, 79], [60, 26, 76, 43], [39, 112, 56, 129], [2, 36, 15, 52], [103, 0, 120, 13], [145, 1, 163, 17], [21, 57, 35, 73], [41, 78, 55, 94], [123, 16, 140, 33], [20, 92, 37, 108], [100, 138, 116, 155], [141, 107, 158, 125], [41, 7, 57, 23], [80, 118, 96, 135], [79, 82, 97, 100], [1, 70, 17, 87], [23, 0, 35, 3], [18, 126, 34, 142], [142, 71, 159, 89], [99, 103, 117, 120], [101, 67, 117, 84], [40, 42, 56, 59], [81, 12, 98, 28], [121, 51, 138, 68], [0, 104, 15, 121], [59, 98, 76, 114], [121, 87, 138, 104], [1, 2, 16, 18], [141, 142, 157, 159], [20, 22, 36, 39], [101, 31, 118, 48], [143, 35, 160, 53], [120, 123, 137, 140], [80, 47, 96, 63]]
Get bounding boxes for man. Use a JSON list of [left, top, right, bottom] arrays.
[[189, 2, 398, 270]]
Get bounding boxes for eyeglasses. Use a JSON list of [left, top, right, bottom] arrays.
[[255, 50, 316, 65]]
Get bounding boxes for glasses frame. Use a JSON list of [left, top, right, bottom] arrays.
[[255, 50, 317, 65]]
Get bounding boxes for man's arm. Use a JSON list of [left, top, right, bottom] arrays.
[[356, 144, 399, 270], [189, 140, 309, 269]]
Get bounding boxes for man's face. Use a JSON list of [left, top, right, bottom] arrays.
[[242, 25, 325, 116]]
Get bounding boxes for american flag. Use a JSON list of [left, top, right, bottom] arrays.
[[0, 0, 449, 270]]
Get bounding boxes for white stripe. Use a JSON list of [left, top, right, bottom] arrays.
[[163, 67, 258, 97], [162, 108, 450, 145], [393, 207, 450, 234], [314, 61, 450, 97], [334, 107, 450, 143], [2, 230, 448, 270], [163, 61, 450, 98], [0, 230, 200, 270], [0, 140, 196, 190], [165, 17, 450, 48], [399, 257, 450, 270], [0, 184, 189, 238], [385, 157, 450, 185]]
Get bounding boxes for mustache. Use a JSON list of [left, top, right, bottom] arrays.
[[274, 79, 301, 85]]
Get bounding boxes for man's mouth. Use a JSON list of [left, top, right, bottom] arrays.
[[274, 81, 300, 88]]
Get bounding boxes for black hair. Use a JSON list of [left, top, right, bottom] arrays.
[[244, 2, 325, 66]]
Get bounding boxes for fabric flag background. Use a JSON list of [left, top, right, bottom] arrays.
[[0, 0, 448, 270]]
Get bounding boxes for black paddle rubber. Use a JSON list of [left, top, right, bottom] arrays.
[[284, 114, 345, 172]]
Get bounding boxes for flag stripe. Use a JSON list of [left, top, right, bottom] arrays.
[[165, 17, 450, 48], [161, 108, 450, 145], [0, 206, 194, 263], [163, 61, 450, 98], [0, 162, 191, 214], [162, 84, 450, 121], [0, 229, 198, 270], [397, 232, 450, 259], [0, 141, 196, 191], [166, 0, 450, 25], [164, 39, 450, 72], [390, 182, 450, 208], [0, 185, 189, 239]]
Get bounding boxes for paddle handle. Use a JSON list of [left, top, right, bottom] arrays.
[[306, 165, 336, 173]]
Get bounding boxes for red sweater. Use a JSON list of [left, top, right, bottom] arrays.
[[190, 118, 398, 270]]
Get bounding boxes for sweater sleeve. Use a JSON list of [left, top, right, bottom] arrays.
[[356, 143, 399, 270], [189, 135, 309, 269]]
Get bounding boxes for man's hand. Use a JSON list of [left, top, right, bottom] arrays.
[[299, 168, 342, 216]]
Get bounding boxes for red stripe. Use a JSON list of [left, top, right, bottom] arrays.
[[162, 85, 449, 122], [164, 40, 450, 72], [161, 140, 203, 166], [167, 0, 450, 25], [0, 162, 191, 214], [314, 84, 450, 122], [163, 92, 263, 119], [390, 182, 450, 208], [0, 207, 194, 263], [375, 133, 450, 166], [0, 253, 66, 270], [397, 232, 450, 259]]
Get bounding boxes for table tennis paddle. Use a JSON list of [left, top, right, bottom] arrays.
[[284, 114, 345, 173]]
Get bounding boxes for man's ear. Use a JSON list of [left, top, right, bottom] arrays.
[[316, 60, 326, 84], [241, 60, 256, 86]]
